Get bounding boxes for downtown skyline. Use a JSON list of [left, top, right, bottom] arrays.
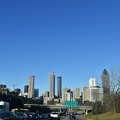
[[0, 1, 120, 96], [1, 69, 108, 97]]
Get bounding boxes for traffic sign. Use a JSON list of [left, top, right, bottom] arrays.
[[71, 101, 78, 108], [64, 101, 71, 108], [64, 100, 78, 108]]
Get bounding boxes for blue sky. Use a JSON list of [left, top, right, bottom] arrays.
[[0, 0, 120, 96]]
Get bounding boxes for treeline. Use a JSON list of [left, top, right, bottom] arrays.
[[92, 94, 120, 114], [0, 93, 43, 110], [0, 93, 23, 110], [92, 67, 120, 114]]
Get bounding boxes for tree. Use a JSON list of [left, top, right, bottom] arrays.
[[103, 67, 120, 113], [92, 101, 103, 114]]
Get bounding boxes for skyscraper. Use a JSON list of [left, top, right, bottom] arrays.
[[63, 87, 67, 101], [72, 90, 75, 100], [75, 87, 80, 98], [89, 78, 96, 88], [49, 72, 55, 99], [82, 86, 90, 103], [28, 75, 35, 98], [57, 76, 62, 98], [24, 85, 29, 93], [101, 69, 110, 94], [34, 89, 39, 97]]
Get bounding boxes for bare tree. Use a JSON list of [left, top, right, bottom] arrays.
[[107, 67, 120, 113]]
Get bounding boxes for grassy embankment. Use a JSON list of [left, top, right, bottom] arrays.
[[83, 112, 120, 120]]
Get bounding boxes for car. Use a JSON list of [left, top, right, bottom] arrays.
[[69, 112, 76, 119], [31, 113, 40, 120], [15, 111, 28, 120], [46, 112, 51, 118], [26, 112, 35, 119], [50, 112, 60, 120], [0, 111, 18, 120], [40, 114, 49, 119], [74, 111, 77, 115]]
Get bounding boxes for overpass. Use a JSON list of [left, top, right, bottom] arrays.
[[24, 104, 92, 111]]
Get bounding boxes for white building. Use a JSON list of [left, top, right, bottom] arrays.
[[72, 90, 75, 100], [63, 87, 67, 101], [43, 96, 50, 105], [82, 86, 103, 103], [90, 87, 103, 102], [82, 87, 90, 103], [67, 92, 71, 101], [19, 92, 28, 98], [63, 92, 68, 101], [89, 78, 96, 88]]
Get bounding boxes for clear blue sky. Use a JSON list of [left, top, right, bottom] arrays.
[[0, 0, 120, 96]]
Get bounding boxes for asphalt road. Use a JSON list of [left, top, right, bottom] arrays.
[[60, 115, 83, 120]]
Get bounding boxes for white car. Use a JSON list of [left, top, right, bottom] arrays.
[[50, 112, 60, 120]]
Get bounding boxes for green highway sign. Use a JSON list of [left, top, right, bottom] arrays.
[[64, 100, 78, 108], [64, 101, 71, 108], [71, 101, 78, 108]]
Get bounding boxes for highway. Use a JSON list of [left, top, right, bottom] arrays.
[[60, 114, 83, 120]]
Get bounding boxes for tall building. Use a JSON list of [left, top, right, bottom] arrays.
[[89, 78, 96, 88], [0, 84, 6, 92], [49, 72, 55, 99], [28, 75, 35, 98], [89, 87, 103, 102], [63, 87, 67, 101], [45, 91, 49, 97], [57, 76, 62, 98], [67, 92, 71, 101], [24, 85, 29, 93], [75, 87, 80, 98], [34, 89, 39, 97], [72, 90, 75, 100], [82, 87, 90, 103], [82, 86, 103, 103], [101, 69, 110, 94], [63, 87, 73, 102]]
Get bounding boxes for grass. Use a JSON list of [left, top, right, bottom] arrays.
[[83, 112, 120, 120]]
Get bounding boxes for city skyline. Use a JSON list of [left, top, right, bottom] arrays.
[[0, 1, 120, 96], [1, 70, 104, 97]]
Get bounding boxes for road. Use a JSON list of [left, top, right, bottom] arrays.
[[60, 115, 83, 120]]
